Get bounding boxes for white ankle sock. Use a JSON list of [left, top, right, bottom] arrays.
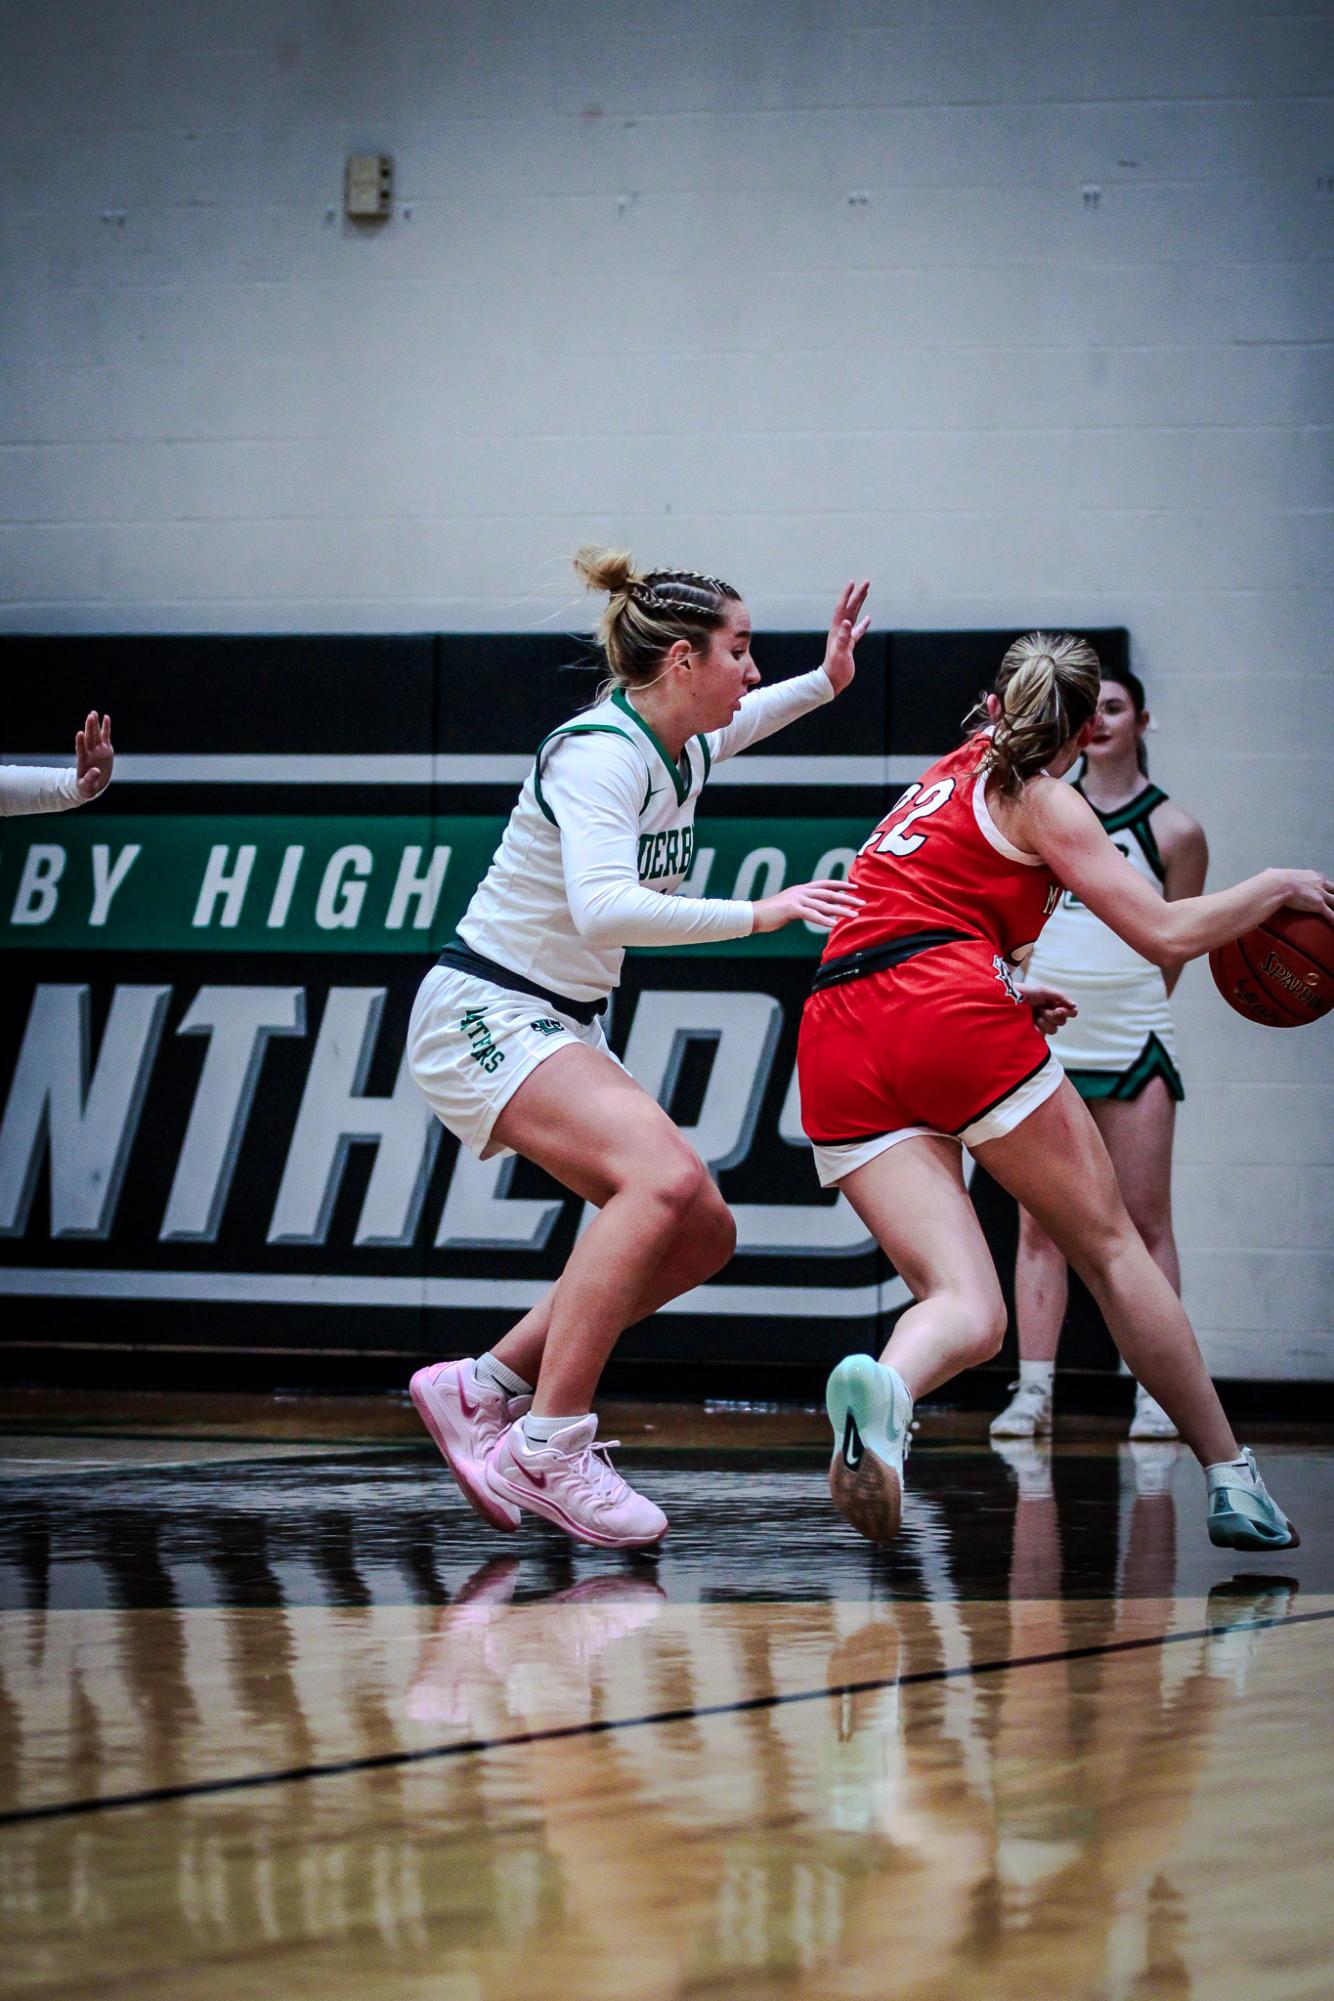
[[521, 1412, 589, 1447], [474, 1352, 533, 1398], [1018, 1360, 1055, 1393]]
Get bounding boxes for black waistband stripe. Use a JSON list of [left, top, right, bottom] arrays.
[[809, 929, 975, 996], [436, 940, 608, 1026]]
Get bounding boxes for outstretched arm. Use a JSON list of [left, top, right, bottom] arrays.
[[703, 579, 871, 764], [1, 765, 82, 817], [545, 737, 860, 949], [1024, 777, 1332, 965], [546, 738, 757, 949], [0, 712, 115, 818]]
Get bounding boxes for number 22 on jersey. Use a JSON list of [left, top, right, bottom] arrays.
[[859, 778, 956, 859]]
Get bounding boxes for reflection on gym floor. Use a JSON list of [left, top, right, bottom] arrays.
[[1, 1430, 1329, 1999]]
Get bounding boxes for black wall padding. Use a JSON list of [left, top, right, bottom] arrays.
[[0, 627, 1124, 1387]]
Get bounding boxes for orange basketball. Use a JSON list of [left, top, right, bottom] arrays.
[[1209, 906, 1334, 1028]]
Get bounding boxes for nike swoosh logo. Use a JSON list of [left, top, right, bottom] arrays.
[[842, 1413, 863, 1470], [514, 1461, 547, 1489], [456, 1378, 478, 1418]]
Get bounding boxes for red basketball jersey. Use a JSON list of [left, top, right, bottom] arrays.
[[823, 734, 1062, 968]]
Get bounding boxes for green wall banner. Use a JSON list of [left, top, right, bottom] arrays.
[[1, 815, 865, 956]]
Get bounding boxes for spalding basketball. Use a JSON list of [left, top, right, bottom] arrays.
[[1210, 907, 1334, 1028]]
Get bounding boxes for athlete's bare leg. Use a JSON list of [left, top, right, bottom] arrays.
[[837, 1136, 1006, 1399], [486, 1043, 735, 1416], [489, 1180, 731, 1392], [1092, 1080, 1181, 1293], [1014, 1077, 1182, 1368], [975, 1080, 1237, 1467], [1014, 1206, 1068, 1364]]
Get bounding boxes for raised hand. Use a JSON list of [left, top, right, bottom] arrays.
[[752, 878, 864, 935], [75, 712, 114, 800], [820, 579, 872, 695]]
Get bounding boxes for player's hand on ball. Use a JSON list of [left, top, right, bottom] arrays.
[[1266, 868, 1334, 925], [820, 579, 872, 695], [75, 712, 114, 800], [1023, 985, 1078, 1036], [752, 878, 863, 934]]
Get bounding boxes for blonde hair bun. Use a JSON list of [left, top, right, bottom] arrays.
[[573, 545, 638, 597], [571, 544, 742, 698]]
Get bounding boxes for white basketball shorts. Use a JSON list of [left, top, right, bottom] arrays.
[[407, 963, 621, 1161]]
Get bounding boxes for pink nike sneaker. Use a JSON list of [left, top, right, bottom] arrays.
[[409, 1359, 531, 1533], [484, 1416, 669, 1550]]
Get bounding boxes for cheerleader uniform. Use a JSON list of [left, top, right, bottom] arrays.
[[1023, 780, 1184, 1103], [798, 732, 1067, 1189]]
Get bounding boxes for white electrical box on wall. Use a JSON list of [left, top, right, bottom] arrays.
[[344, 154, 393, 219]]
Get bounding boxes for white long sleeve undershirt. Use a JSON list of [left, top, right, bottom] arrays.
[[543, 668, 833, 950], [458, 665, 836, 1000], [542, 742, 754, 949], [0, 765, 85, 817]]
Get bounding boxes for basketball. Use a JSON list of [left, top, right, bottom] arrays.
[[1209, 907, 1334, 1028]]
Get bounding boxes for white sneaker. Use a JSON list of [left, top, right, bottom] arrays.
[[409, 1358, 532, 1532], [825, 1354, 914, 1543], [1206, 1447, 1300, 1551], [485, 1416, 669, 1550], [1129, 1387, 1179, 1440], [990, 1378, 1053, 1438]]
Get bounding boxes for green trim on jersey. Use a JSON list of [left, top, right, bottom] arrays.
[[1077, 780, 1169, 884], [696, 732, 713, 783], [531, 724, 636, 826], [1067, 1031, 1184, 1104], [611, 688, 691, 806]]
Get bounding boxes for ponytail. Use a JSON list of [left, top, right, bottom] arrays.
[[965, 631, 1101, 797]]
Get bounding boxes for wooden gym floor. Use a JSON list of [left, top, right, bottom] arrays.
[[2, 1391, 1332, 2000]]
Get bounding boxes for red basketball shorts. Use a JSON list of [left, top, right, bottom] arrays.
[[797, 939, 1064, 1188]]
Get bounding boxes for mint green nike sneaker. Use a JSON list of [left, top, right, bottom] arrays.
[[1206, 1448, 1300, 1551], [825, 1354, 914, 1543]]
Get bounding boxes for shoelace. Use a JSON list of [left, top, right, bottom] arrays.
[[568, 1437, 632, 1506], [1004, 1379, 1049, 1407]]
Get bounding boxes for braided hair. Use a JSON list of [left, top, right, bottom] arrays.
[[573, 546, 741, 694]]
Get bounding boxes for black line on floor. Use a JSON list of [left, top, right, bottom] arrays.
[[3, 1605, 1329, 1829]]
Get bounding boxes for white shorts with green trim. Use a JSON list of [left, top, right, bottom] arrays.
[[809, 1054, 1065, 1190], [407, 964, 622, 1162], [1031, 967, 1178, 1073]]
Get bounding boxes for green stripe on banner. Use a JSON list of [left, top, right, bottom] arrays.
[[0, 816, 867, 956]]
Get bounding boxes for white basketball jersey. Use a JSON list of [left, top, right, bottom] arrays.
[[459, 689, 724, 1003], [1029, 782, 1171, 985]]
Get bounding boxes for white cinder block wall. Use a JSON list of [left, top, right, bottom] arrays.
[[1, 0, 1330, 1375]]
